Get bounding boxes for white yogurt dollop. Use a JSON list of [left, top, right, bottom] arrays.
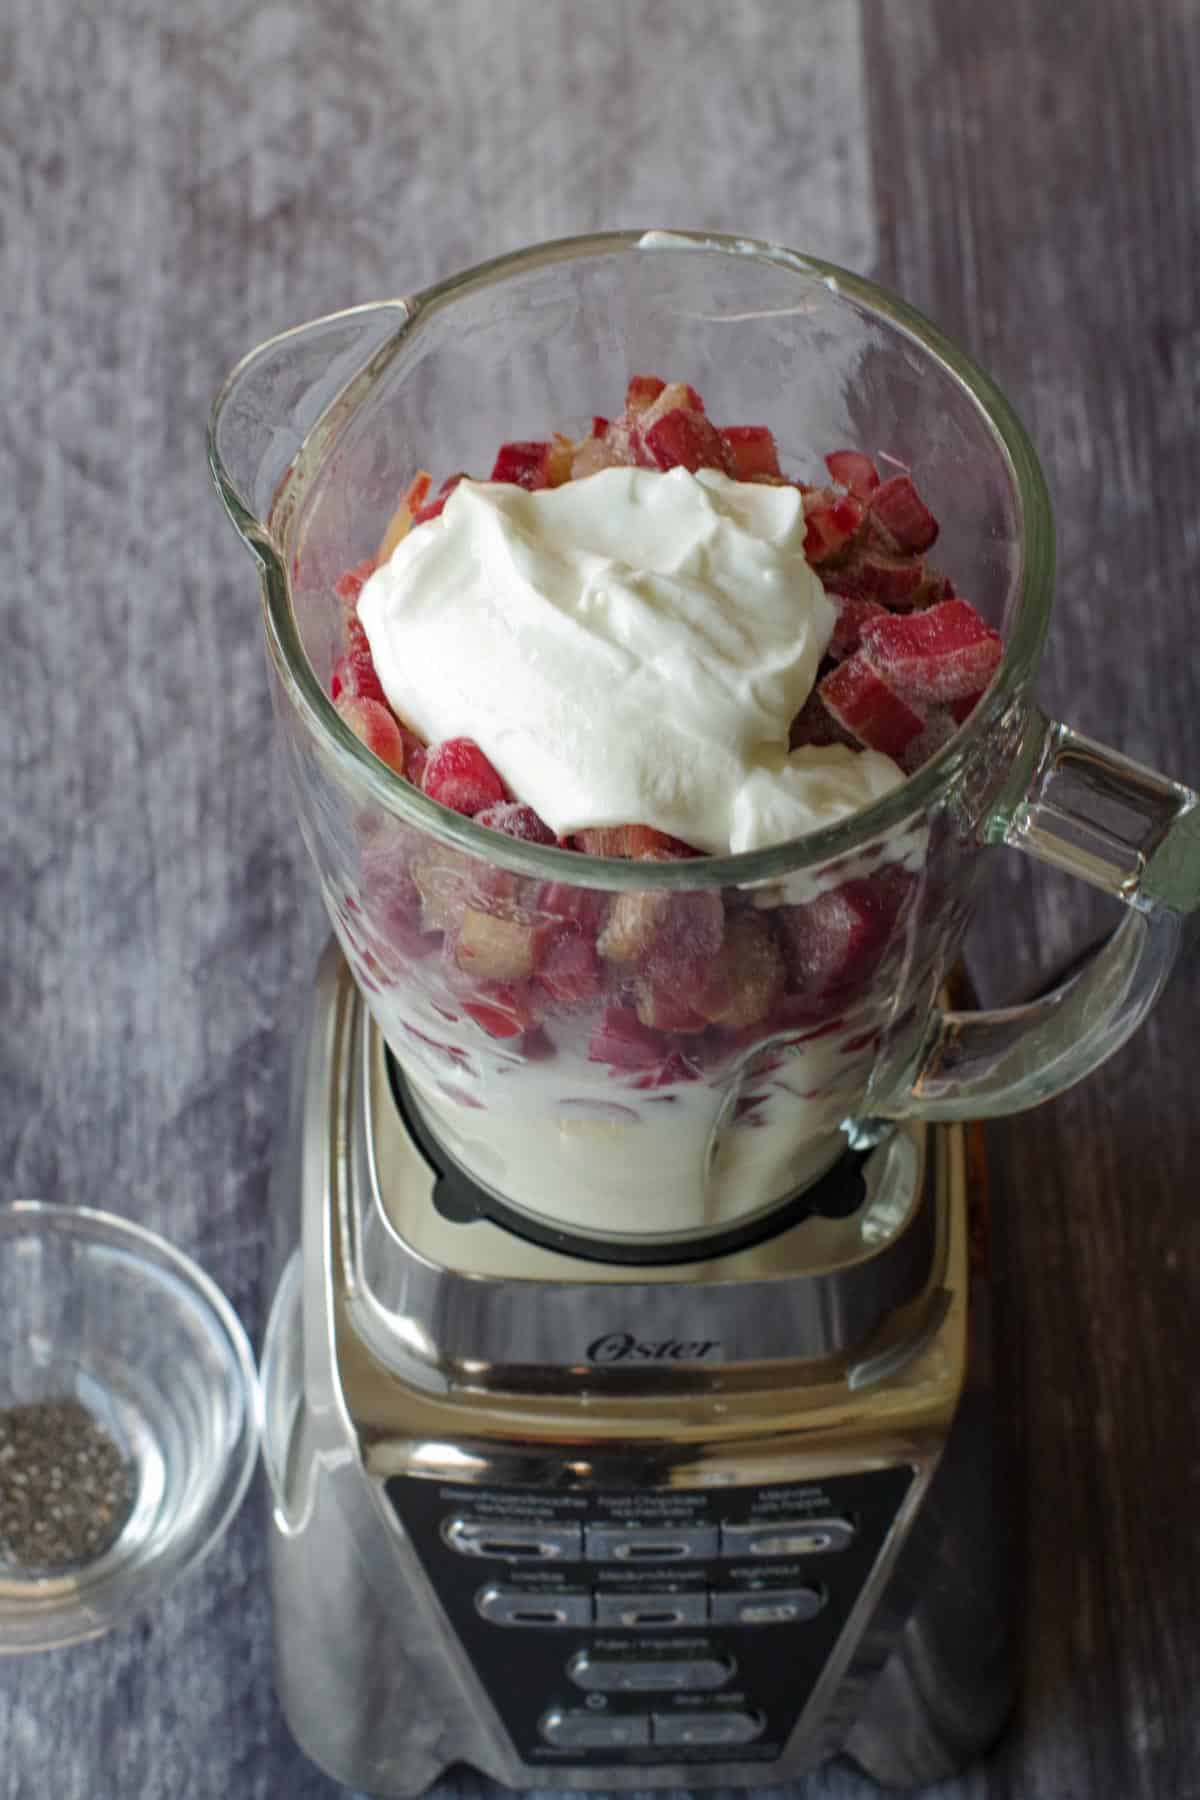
[[358, 465, 904, 854]]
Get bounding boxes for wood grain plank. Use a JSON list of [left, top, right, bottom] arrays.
[[863, 5, 1200, 1799]]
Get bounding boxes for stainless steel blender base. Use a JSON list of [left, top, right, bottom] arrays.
[[260, 947, 1013, 1793]]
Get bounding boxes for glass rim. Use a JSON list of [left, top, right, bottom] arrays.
[[210, 227, 1055, 892]]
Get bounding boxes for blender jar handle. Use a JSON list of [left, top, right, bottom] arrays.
[[897, 711, 1199, 1119]]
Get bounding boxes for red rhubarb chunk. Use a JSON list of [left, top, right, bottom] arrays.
[[827, 594, 888, 661], [869, 474, 939, 553], [827, 551, 926, 608], [475, 802, 556, 845], [588, 1005, 670, 1070], [950, 689, 986, 724], [490, 440, 553, 490], [639, 407, 733, 476], [825, 449, 880, 499], [535, 882, 609, 936], [571, 824, 699, 859], [721, 425, 782, 481], [591, 415, 609, 438], [859, 600, 1003, 704], [334, 696, 409, 774], [536, 932, 604, 1007], [803, 492, 867, 565], [624, 374, 667, 413], [412, 474, 466, 524], [422, 738, 507, 816], [632, 984, 710, 1035], [818, 655, 927, 759], [462, 984, 539, 1039], [333, 558, 377, 605], [774, 875, 905, 1003], [789, 688, 857, 750]]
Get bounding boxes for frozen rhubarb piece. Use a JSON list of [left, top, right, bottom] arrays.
[[571, 433, 619, 479], [475, 802, 556, 845], [534, 881, 609, 936], [824, 449, 880, 499], [859, 600, 1003, 704], [788, 687, 857, 750], [490, 440, 554, 490], [376, 472, 432, 563], [694, 913, 785, 1029], [412, 473, 466, 525], [803, 491, 867, 565], [334, 695, 409, 773], [422, 737, 507, 816], [598, 886, 724, 970], [632, 982, 710, 1034], [455, 905, 553, 982], [624, 374, 667, 413], [774, 879, 897, 1002], [827, 550, 925, 608], [827, 593, 888, 661], [536, 931, 605, 1006], [639, 407, 734, 476], [571, 824, 699, 859], [869, 474, 939, 553], [462, 983, 539, 1039], [591, 415, 609, 437], [818, 655, 926, 759], [721, 425, 782, 480], [333, 558, 377, 605]]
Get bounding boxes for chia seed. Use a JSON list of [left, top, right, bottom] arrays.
[[0, 1398, 135, 1570]]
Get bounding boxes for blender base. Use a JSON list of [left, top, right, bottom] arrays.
[[260, 947, 1013, 1793]]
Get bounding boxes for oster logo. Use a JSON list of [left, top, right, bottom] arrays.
[[586, 1332, 721, 1364]]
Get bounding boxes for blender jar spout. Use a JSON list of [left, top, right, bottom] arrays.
[[208, 301, 413, 558]]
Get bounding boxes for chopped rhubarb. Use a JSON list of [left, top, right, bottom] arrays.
[[591, 415, 609, 437], [534, 882, 609, 936], [639, 407, 734, 476], [462, 984, 539, 1039], [333, 558, 376, 605], [859, 600, 1003, 703], [334, 695, 408, 773], [827, 593, 888, 661], [588, 1005, 670, 1070], [475, 802, 556, 845], [803, 492, 867, 565], [825, 449, 880, 499], [412, 473, 466, 524], [598, 887, 724, 972], [788, 687, 857, 750], [774, 876, 901, 1002], [571, 824, 699, 859], [633, 983, 710, 1034], [490, 440, 554, 490], [455, 906, 553, 982], [827, 550, 925, 607], [422, 737, 507, 816], [624, 374, 667, 414], [694, 913, 785, 1029], [722, 425, 782, 481], [818, 655, 927, 759], [950, 688, 986, 724], [869, 474, 939, 553], [536, 931, 604, 1006]]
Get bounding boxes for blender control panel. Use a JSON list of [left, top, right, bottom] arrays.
[[385, 1467, 914, 1766]]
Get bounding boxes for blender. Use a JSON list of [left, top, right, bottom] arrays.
[[211, 233, 1199, 1792]]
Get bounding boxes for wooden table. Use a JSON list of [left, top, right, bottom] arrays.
[[3, 3, 1198, 1796]]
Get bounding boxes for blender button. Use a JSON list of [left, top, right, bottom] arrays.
[[569, 1651, 733, 1692], [709, 1587, 824, 1626], [477, 1585, 592, 1628], [584, 1523, 719, 1562], [444, 1518, 583, 1561], [652, 1710, 763, 1748], [719, 1517, 855, 1557], [593, 1591, 708, 1628], [540, 1710, 651, 1750]]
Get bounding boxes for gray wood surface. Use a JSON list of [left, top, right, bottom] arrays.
[[3, 2, 1198, 1797]]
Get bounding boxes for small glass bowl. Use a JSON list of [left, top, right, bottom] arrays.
[[0, 1200, 260, 1653]]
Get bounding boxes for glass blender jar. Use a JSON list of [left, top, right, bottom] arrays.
[[210, 230, 1199, 1248]]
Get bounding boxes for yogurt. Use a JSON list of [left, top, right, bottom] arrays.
[[358, 467, 904, 854]]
